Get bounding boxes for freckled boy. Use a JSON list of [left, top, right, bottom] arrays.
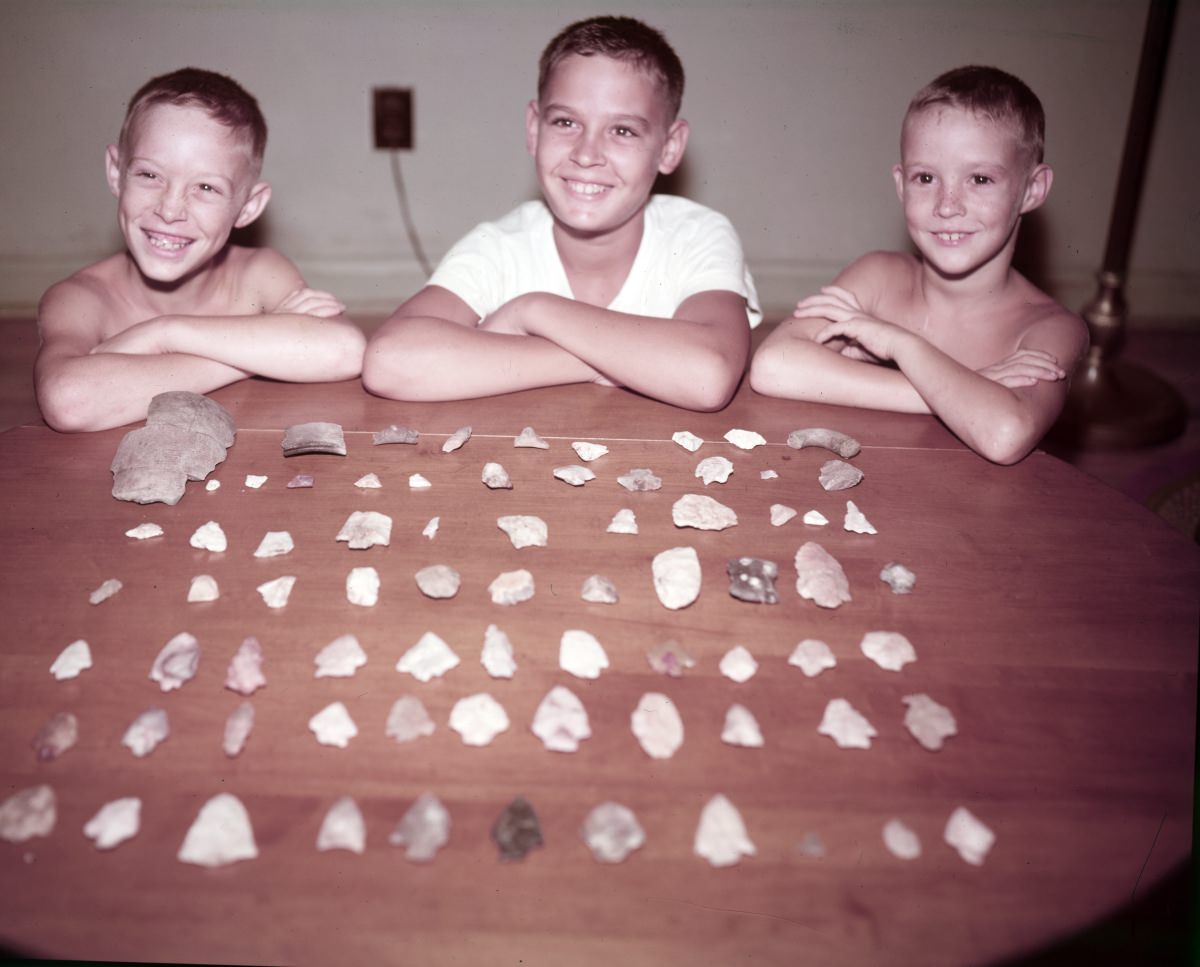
[[750, 66, 1087, 464], [364, 16, 760, 412], [35, 67, 365, 432]]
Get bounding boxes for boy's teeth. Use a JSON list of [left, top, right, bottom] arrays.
[[148, 234, 189, 251], [937, 232, 966, 241], [569, 181, 606, 195]]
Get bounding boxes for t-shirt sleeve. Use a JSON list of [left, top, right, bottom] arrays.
[[672, 208, 762, 327], [426, 222, 506, 321]]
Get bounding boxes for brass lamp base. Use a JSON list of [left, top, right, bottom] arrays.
[[1050, 354, 1187, 450]]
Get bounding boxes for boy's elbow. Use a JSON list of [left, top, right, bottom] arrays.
[[326, 323, 367, 381], [974, 414, 1039, 466], [748, 345, 792, 398], [677, 352, 742, 412], [36, 373, 104, 432], [362, 326, 436, 400]]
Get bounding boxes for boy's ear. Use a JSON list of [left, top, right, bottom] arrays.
[[105, 145, 122, 198], [234, 181, 272, 228], [1019, 163, 1053, 215], [891, 164, 905, 202], [525, 100, 540, 158], [657, 119, 690, 175]]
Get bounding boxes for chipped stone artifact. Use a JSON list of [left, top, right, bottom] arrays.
[[631, 692, 684, 759], [309, 702, 358, 748], [694, 794, 756, 868], [489, 568, 535, 605], [187, 574, 219, 603], [89, 578, 123, 605], [647, 640, 695, 677], [770, 504, 797, 527], [581, 574, 618, 604], [902, 693, 957, 750], [125, 522, 163, 540], [727, 557, 778, 604], [498, 515, 548, 549], [481, 624, 517, 678], [572, 441, 608, 461], [673, 493, 738, 531], [721, 704, 764, 748], [390, 793, 450, 862], [844, 500, 877, 534], [803, 510, 829, 526], [442, 425, 471, 452], [553, 465, 595, 486], [283, 421, 346, 456], [880, 562, 916, 594], [944, 806, 995, 866], [317, 797, 365, 853], [695, 455, 733, 485], [819, 459, 864, 492], [336, 510, 392, 549], [787, 427, 861, 459], [672, 430, 703, 452], [788, 639, 837, 677], [396, 631, 460, 682], [256, 575, 295, 609], [346, 566, 380, 606], [531, 685, 592, 752], [205, 479, 220, 492], [861, 631, 916, 672], [84, 797, 141, 850], [189, 520, 227, 552], [50, 639, 92, 680], [422, 517, 440, 540], [386, 695, 436, 743], [373, 424, 419, 446], [607, 508, 638, 534], [287, 473, 314, 488], [244, 474, 267, 489], [32, 711, 77, 761], [883, 818, 921, 860], [223, 701, 254, 757], [794, 542, 851, 609], [760, 469, 778, 480], [409, 473, 432, 489], [225, 636, 265, 695], [314, 634, 367, 678], [817, 698, 877, 749], [482, 462, 513, 489], [123, 707, 169, 757], [514, 426, 549, 449], [415, 564, 461, 599], [254, 530, 294, 558], [719, 645, 759, 683], [0, 785, 57, 843], [150, 632, 200, 691], [724, 428, 766, 450], [652, 546, 701, 610], [617, 468, 662, 491], [493, 796, 544, 861], [560, 630, 610, 679], [354, 472, 382, 489], [178, 793, 258, 867], [449, 693, 510, 747], [581, 802, 645, 863]]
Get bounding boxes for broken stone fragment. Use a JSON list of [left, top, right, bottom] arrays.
[[287, 473, 314, 489], [409, 473, 432, 489], [314, 634, 368, 678], [32, 711, 78, 761], [0, 785, 57, 843], [442, 426, 472, 453], [373, 424, 419, 446], [803, 509, 829, 526], [206, 480, 221, 492], [317, 797, 366, 854], [336, 510, 393, 549], [617, 468, 662, 491], [694, 794, 756, 868], [770, 504, 797, 526], [480, 624, 517, 678], [481, 462, 513, 489], [796, 832, 826, 858], [150, 632, 200, 691], [50, 639, 92, 680], [89, 578, 123, 605], [581, 802, 645, 863], [631, 692, 684, 759], [492, 796, 544, 861], [724, 428, 766, 450], [673, 493, 738, 531], [883, 818, 921, 860], [178, 793, 258, 867], [346, 566, 380, 606], [489, 568, 535, 605], [84, 797, 141, 850], [122, 707, 169, 757], [514, 426, 549, 449], [422, 517, 440, 540], [727, 557, 779, 604], [719, 645, 759, 683], [309, 701, 358, 748], [244, 474, 267, 489], [861, 631, 917, 671], [721, 704, 764, 748], [415, 564, 461, 599], [254, 530, 294, 558], [760, 469, 779, 480], [672, 430, 703, 452], [390, 793, 450, 862], [817, 698, 877, 749], [788, 639, 837, 677], [652, 546, 701, 610], [396, 631, 460, 682], [497, 515, 548, 549], [187, 574, 219, 603], [223, 702, 255, 758], [553, 465, 595, 486], [354, 473, 382, 489], [385, 695, 436, 743], [787, 427, 861, 459], [189, 520, 227, 552], [581, 574, 618, 604], [794, 542, 852, 609], [819, 459, 864, 492], [225, 636, 265, 695], [902, 693, 957, 750], [449, 693, 510, 747], [531, 685, 592, 752], [572, 441, 609, 461], [844, 500, 877, 534], [283, 421, 346, 456], [256, 575, 296, 609], [695, 455, 734, 485], [880, 562, 917, 594], [559, 630, 610, 679], [944, 806, 995, 866], [125, 522, 163, 540], [647, 640, 695, 677], [607, 508, 638, 534]]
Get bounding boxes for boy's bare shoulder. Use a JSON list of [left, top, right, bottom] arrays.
[[1013, 278, 1089, 358], [835, 250, 921, 305], [37, 255, 129, 344], [219, 245, 306, 313]]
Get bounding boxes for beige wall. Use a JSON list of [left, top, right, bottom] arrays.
[[1, 0, 1196, 321]]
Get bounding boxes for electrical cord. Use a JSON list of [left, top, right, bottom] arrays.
[[388, 150, 433, 278]]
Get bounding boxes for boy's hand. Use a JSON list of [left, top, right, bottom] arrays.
[[795, 285, 892, 361], [976, 349, 1066, 388], [272, 287, 346, 318]]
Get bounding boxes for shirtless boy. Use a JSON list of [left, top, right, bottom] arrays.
[[363, 15, 760, 412], [750, 66, 1087, 464], [35, 68, 365, 432]]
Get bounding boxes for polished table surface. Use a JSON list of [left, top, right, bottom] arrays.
[[1, 376, 1196, 966]]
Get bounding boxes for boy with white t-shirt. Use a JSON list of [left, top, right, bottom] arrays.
[[364, 15, 759, 411]]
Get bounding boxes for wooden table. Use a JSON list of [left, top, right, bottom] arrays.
[[1, 377, 1195, 966]]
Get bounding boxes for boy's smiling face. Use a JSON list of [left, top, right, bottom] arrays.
[[106, 103, 269, 285], [892, 105, 1050, 281], [527, 53, 687, 242]]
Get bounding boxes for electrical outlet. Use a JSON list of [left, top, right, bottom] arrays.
[[373, 87, 413, 150]]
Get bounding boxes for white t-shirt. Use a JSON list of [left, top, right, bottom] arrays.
[[428, 195, 761, 327]]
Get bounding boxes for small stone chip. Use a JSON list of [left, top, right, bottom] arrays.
[[225, 637, 266, 695], [514, 426, 549, 449], [254, 530, 294, 558], [672, 430, 703, 452], [694, 794, 756, 868], [881, 562, 917, 594], [770, 504, 798, 527], [727, 557, 779, 604], [647, 641, 695, 677], [803, 509, 829, 526], [719, 645, 759, 683], [206, 479, 221, 492], [385, 695, 436, 743], [721, 704, 764, 747], [560, 630, 610, 679], [883, 819, 921, 860], [150, 632, 200, 691], [50, 640, 92, 681], [607, 508, 638, 534], [317, 797, 365, 854], [346, 566, 380, 606], [481, 624, 517, 678], [396, 632, 460, 682], [498, 515, 548, 549], [695, 455, 734, 485], [652, 546, 701, 610], [788, 639, 837, 677], [187, 574, 219, 602], [861, 631, 917, 672], [122, 707, 169, 757], [178, 794, 257, 867], [244, 474, 267, 489], [581, 574, 618, 604], [581, 802, 645, 863], [336, 510, 392, 548], [617, 468, 662, 491], [373, 424, 419, 445], [442, 426, 472, 453], [189, 520, 227, 552], [314, 634, 367, 678], [422, 517, 440, 540], [449, 693, 510, 747], [309, 702, 358, 748], [631, 692, 684, 759], [724, 428, 766, 450], [32, 711, 77, 761], [125, 522, 163, 540], [817, 698, 877, 749], [944, 807, 995, 866], [844, 500, 877, 534], [795, 542, 851, 609], [354, 473, 382, 489], [390, 793, 450, 862], [415, 564, 460, 599], [760, 469, 779, 480], [256, 576, 296, 609], [489, 569, 535, 605], [553, 465, 595, 486], [84, 797, 141, 850], [902, 693, 957, 750], [819, 459, 864, 492], [673, 494, 738, 531], [0, 786, 57, 843], [492, 796, 543, 861], [409, 473, 432, 490], [531, 685, 592, 752], [89, 578, 123, 605], [287, 474, 314, 489], [572, 441, 609, 461], [223, 702, 254, 757], [482, 462, 513, 489]]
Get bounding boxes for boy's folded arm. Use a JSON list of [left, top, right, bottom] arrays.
[[362, 285, 602, 401]]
